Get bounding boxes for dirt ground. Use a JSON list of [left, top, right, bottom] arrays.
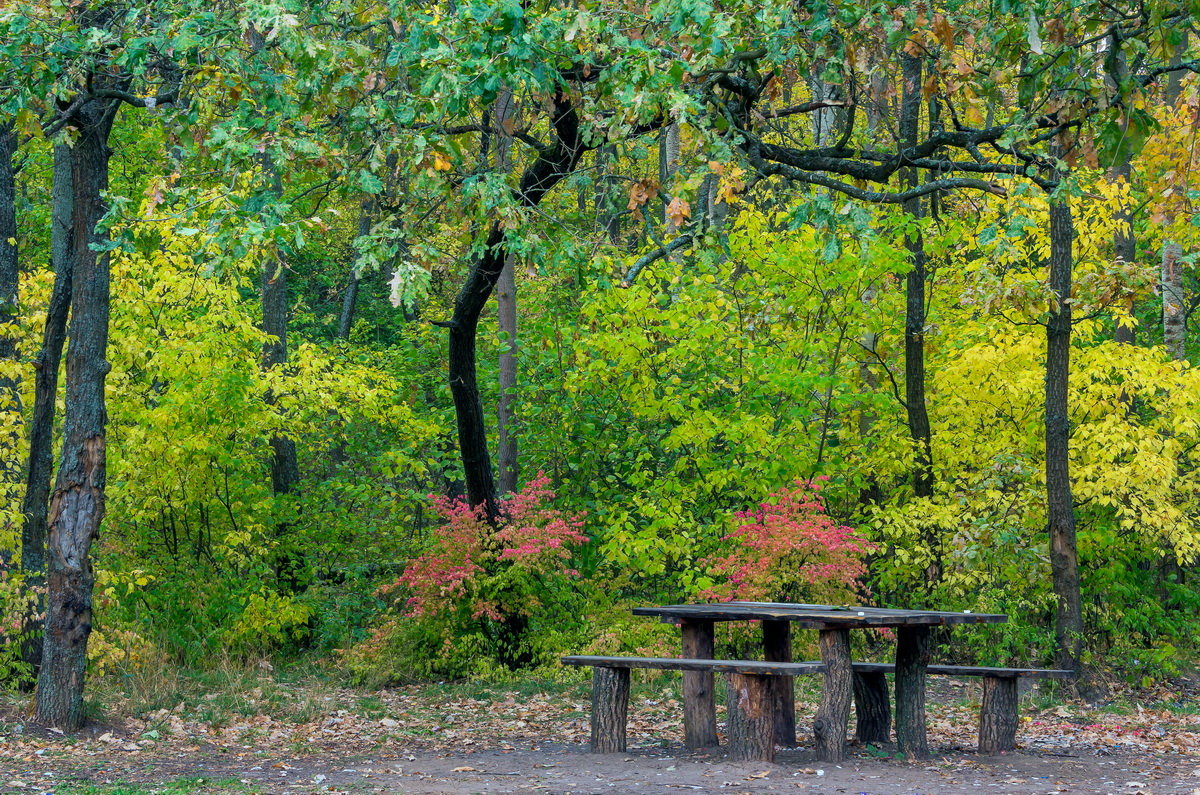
[[3, 676, 1200, 794]]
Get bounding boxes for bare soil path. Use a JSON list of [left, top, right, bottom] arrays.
[[3, 676, 1199, 794]]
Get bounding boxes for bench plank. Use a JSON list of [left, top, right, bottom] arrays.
[[847, 662, 1074, 679], [561, 656, 826, 675]]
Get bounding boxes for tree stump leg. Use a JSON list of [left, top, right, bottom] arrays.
[[590, 666, 630, 753], [978, 675, 1018, 754], [763, 620, 795, 746], [726, 672, 775, 762], [895, 625, 931, 759], [853, 669, 891, 746], [681, 619, 718, 749], [814, 627, 852, 762]]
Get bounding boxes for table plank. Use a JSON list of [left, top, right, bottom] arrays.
[[633, 602, 1006, 627]]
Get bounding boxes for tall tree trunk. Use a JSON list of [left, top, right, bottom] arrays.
[[493, 86, 519, 496], [447, 92, 585, 523], [0, 123, 18, 459], [1046, 195, 1083, 676], [36, 97, 119, 731], [262, 232, 302, 590], [595, 145, 621, 243], [1162, 241, 1185, 359], [0, 123, 20, 573], [19, 144, 73, 682], [337, 199, 374, 340], [900, 54, 939, 583]]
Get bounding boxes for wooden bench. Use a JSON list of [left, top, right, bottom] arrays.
[[846, 662, 1075, 754], [561, 655, 826, 761]]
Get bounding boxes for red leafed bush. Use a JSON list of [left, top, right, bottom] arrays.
[[702, 479, 873, 605]]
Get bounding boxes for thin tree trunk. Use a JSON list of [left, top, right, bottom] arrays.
[[1046, 195, 1082, 676], [447, 92, 585, 523], [36, 97, 119, 731], [337, 199, 374, 340], [1162, 241, 1185, 359], [900, 54, 938, 582], [0, 123, 18, 449], [493, 86, 519, 496], [19, 144, 73, 682]]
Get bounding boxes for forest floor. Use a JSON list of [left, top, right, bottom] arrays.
[[2, 669, 1199, 794]]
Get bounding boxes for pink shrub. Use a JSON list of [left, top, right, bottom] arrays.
[[386, 473, 587, 621], [703, 479, 873, 604]]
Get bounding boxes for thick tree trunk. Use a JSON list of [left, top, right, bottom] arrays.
[[447, 92, 585, 521], [19, 144, 73, 682], [36, 98, 118, 731], [1046, 197, 1083, 676]]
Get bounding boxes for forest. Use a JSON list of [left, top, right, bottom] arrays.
[[0, 0, 1199, 740]]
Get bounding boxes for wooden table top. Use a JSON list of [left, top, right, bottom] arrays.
[[632, 601, 1007, 628]]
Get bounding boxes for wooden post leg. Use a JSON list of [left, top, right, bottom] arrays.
[[895, 625, 931, 759], [726, 673, 775, 762], [591, 666, 629, 753], [681, 619, 718, 749], [814, 627, 852, 762], [978, 675, 1018, 754], [763, 620, 795, 746], [853, 669, 891, 745]]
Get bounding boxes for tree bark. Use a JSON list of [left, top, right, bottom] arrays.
[[337, 199, 374, 340], [447, 92, 585, 521], [814, 627, 851, 762], [0, 123, 18, 459], [1046, 196, 1083, 676], [726, 673, 775, 762], [36, 96, 119, 731], [894, 625, 930, 758], [853, 669, 891, 745], [978, 675, 1018, 754], [762, 620, 795, 746], [900, 54, 939, 581], [493, 86, 519, 496], [681, 618, 719, 749], [590, 666, 629, 753], [19, 144, 73, 682], [1162, 241, 1185, 360]]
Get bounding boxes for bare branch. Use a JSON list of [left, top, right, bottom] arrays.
[[620, 234, 694, 287]]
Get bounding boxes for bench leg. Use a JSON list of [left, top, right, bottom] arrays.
[[726, 672, 775, 762], [853, 669, 891, 745], [682, 619, 719, 749], [814, 627, 852, 762], [894, 625, 931, 759], [591, 666, 629, 753], [978, 675, 1018, 754], [763, 620, 796, 746]]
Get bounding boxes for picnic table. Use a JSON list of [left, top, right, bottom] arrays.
[[632, 601, 1007, 761]]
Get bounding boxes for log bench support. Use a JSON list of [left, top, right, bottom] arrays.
[[590, 666, 630, 753], [978, 674, 1019, 754], [845, 661, 1073, 755], [562, 655, 825, 763]]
